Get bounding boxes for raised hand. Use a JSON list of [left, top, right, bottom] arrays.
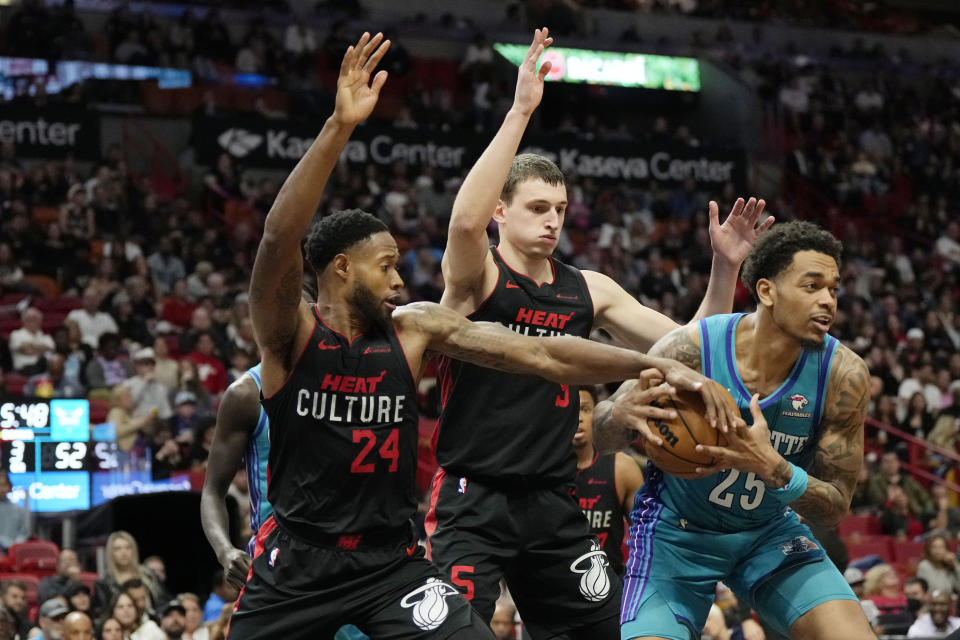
[[513, 27, 554, 116], [709, 197, 774, 266], [333, 32, 391, 126]]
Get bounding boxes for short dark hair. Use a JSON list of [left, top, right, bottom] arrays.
[[98, 332, 121, 350], [741, 221, 842, 303], [121, 578, 144, 592], [501, 154, 565, 203], [904, 576, 928, 593], [580, 385, 599, 405], [304, 209, 389, 272], [1, 580, 25, 596]]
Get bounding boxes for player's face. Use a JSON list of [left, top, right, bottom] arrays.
[[766, 250, 839, 351], [348, 232, 403, 330], [496, 179, 567, 259], [573, 390, 595, 448]]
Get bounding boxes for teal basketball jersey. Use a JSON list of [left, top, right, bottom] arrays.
[[656, 313, 838, 530], [244, 364, 272, 544]]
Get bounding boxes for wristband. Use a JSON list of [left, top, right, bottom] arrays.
[[772, 462, 808, 503]]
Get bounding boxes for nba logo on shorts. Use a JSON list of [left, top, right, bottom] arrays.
[[569, 540, 611, 602], [268, 547, 279, 567], [458, 477, 468, 494], [400, 578, 460, 631]]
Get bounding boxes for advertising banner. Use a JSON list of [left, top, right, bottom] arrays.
[[197, 117, 745, 188], [0, 108, 100, 160]]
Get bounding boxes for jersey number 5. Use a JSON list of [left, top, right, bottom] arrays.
[[351, 428, 400, 473], [707, 470, 765, 511]]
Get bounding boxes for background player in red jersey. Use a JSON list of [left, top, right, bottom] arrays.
[[429, 28, 771, 639], [233, 31, 732, 640], [573, 386, 645, 578]]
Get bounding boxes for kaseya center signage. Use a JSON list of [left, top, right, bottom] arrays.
[[201, 117, 745, 187], [0, 109, 100, 160]]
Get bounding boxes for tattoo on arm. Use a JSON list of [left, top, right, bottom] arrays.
[[648, 326, 702, 372], [789, 347, 869, 527], [593, 381, 637, 454], [767, 459, 793, 489]]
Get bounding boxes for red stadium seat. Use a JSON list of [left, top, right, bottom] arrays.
[[892, 540, 925, 565], [9, 540, 59, 574], [0, 573, 40, 604], [846, 538, 893, 563], [838, 514, 881, 539], [89, 398, 111, 424], [0, 551, 10, 572], [5, 373, 27, 396]]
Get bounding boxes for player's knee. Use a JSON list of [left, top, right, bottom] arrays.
[[789, 600, 877, 640]]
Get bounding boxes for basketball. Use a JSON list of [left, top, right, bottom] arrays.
[[645, 387, 739, 478]]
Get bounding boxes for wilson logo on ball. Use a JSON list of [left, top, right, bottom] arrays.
[[652, 418, 680, 447]]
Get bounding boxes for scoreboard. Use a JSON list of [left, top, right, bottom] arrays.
[[1, 397, 118, 512]]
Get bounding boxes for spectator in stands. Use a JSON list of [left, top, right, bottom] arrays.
[[201, 571, 236, 624], [898, 360, 941, 421], [179, 309, 227, 359], [60, 183, 95, 240], [907, 590, 960, 638], [0, 472, 28, 551], [112, 293, 152, 349], [108, 591, 162, 640], [150, 423, 186, 480], [1, 580, 30, 640], [100, 617, 123, 640], [865, 564, 908, 615], [9, 307, 54, 375], [490, 598, 516, 640], [38, 549, 82, 603], [122, 579, 156, 624], [122, 348, 173, 422], [158, 600, 186, 640], [36, 598, 70, 640], [24, 353, 84, 399], [185, 332, 226, 396], [85, 333, 133, 393], [927, 484, 960, 535], [67, 288, 119, 349], [177, 593, 207, 640], [160, 280, 195, 330], [151, 338, 179, 394], [63, 581, 93, 618], [0, 606, 15, 640], [107, 384, 155, 453], [185, 417, 216, 469], [901, 391, 936, 437], [168, 389, 202, 439], [147, 240, 186, 297], [169, 359, 211, 417], [52, 321, 90, 388], [62, 610, 93, 640], [904, 576, 929, 621], [867, 451, 934, 517], [880, 484, 925, 538], [917, 534, 960, 596], [94, 532, 162, 614], [205, 603, 232, 640], [0, 243, 38, 295], [142, 558, 171, 606]]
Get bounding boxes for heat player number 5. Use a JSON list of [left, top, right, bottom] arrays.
[[350, 428, 400, 473]]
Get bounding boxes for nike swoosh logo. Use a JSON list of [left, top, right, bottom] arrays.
[[505, 282, 520, 289], [317, 340, 341, 350]]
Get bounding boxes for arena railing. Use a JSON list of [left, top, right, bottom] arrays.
[[866, 417, 960, 493]]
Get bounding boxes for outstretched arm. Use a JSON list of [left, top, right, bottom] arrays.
[[593, 324, 736, 448], [441, 29, 553, 306], [394, 301, 722, 398], [692, 198, 772, 320], [249, 32, 390, 393], [200, 376, 261, 590], [695, 346, 869, 528], [585, 198, 772, 351]]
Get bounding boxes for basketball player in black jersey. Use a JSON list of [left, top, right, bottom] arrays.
[[231, 32, 726, 640], [573, 387, 645, 577], [431, 28, 772, 639]]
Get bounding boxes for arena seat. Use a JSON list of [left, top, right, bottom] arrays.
[[837, 514, 881, 539], [846, 538, 892, 563], [77, 571, 99, 594], [5, 373, 27, 396], [9, 540, 59, 574], [0, 551, 10, 572], [892, 540, 925, 567], [0, 573, 40, 603]]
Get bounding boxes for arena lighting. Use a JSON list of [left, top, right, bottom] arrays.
[[0, 56, 192, 99], [493, 43, 700, 91]]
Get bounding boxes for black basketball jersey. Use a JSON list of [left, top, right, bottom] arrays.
[[573, 451, 625, 573], [436, 247, 594, 483], [262, 306, 419, 539]]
